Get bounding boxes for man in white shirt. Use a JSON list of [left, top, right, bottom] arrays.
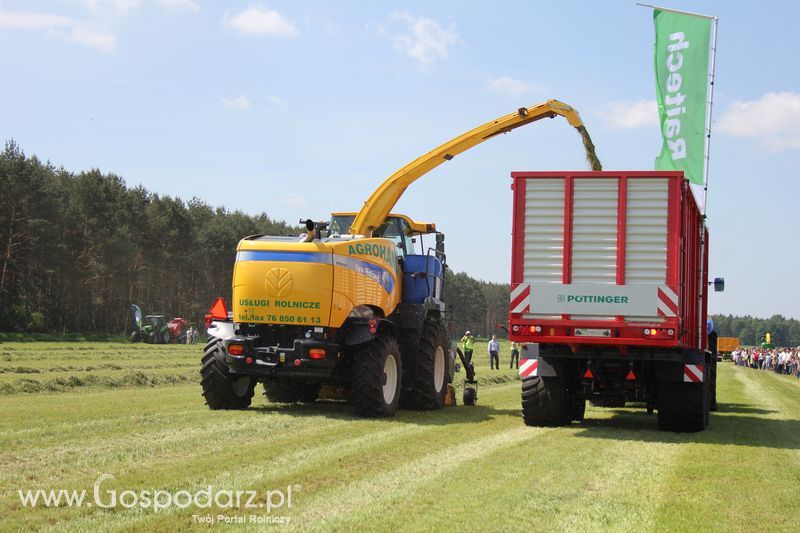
[[488, 335, 500, 370]]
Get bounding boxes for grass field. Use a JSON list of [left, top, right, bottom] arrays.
[[1, 340, 800, 531]]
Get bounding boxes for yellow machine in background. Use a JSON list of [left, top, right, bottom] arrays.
[[717, 337, 740, 360], [201, 100, 597, 417]]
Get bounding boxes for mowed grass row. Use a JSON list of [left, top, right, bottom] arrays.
[[0, 342, 200, 394], [1, 361, 799, 531], [0, 342, 201, 365], [0, 339, 520, 394]]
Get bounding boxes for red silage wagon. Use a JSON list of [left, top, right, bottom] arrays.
[[508, 171, 722, 432]]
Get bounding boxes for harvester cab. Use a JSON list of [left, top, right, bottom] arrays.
[[329, 211, 445, 305]]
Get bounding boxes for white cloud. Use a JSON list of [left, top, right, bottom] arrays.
[[391, 12, 458, 65], [717, 92, 800, 151], [597, 100, 658, 129], [84, 0, 141, 15], [69, 26, 115, 52], [321, 19, 338, 36], [0, 11, 73, 30], [279, 193, 307, 208], [225, 6, 297, 37], [220, 94, 252, 111], [85, 0, 198, 14], [158, 0, 199, 12], [266, 94, 286, 107], [487, 77, 546, 97], [0, 2, 198, 53], [0, 9, 115, 52]]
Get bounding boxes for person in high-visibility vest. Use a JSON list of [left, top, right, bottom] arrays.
[[510, 341, 520, 369], [460, 331, 475, 365]]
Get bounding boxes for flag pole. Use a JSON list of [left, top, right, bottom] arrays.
[[701, 16, 719, 218]]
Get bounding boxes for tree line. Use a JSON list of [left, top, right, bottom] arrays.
[[0, 141, 298, 333], [710, 314, 800, 347], [443, 270, 509, 339], [2, 141, 796, 344]]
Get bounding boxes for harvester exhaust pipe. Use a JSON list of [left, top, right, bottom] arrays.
[[301, 219, 316, 242], [300, 219, 329, 242]]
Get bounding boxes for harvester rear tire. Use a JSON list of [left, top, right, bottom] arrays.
[[463, 386, 477, 406], [521, 376, 570, 426], [263, 382, 300, 403], [352, 335, 402, 418], [656, 381, 706, 432], [200, 337, 255, 410], [703, 361, 711, 427], [263, 382, 320, 403], [571, 398, 586, 422], [298, 383, 321, 403], [400, 319, 449, 410], [710, 357, 718, 411]]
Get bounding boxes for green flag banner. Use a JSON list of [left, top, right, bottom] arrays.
[[653, 9, 711, 185]]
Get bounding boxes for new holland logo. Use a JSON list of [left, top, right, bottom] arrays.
[[265, 268, 293, 297]]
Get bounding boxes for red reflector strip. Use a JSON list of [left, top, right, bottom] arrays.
[[308, 348, 326, 359], [519, 358, 538, 377], [683, 364, 704, 383]]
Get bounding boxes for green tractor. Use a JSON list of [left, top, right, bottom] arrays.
[[130, 304, 171, 344]]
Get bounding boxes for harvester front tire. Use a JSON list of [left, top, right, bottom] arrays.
[[521, 376, 570, 426], [401, 319, 449, 410], [352, 335, 402, 418], [200, 337, 255, 410]]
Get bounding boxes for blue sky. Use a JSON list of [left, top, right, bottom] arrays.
[[1, 1, 799, 319]]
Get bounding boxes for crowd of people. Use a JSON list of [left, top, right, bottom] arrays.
[[731, 347, 800, 377]]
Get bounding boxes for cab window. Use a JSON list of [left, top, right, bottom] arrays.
[[329, 215, 355, 236], [376, 217, 414, 258]]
